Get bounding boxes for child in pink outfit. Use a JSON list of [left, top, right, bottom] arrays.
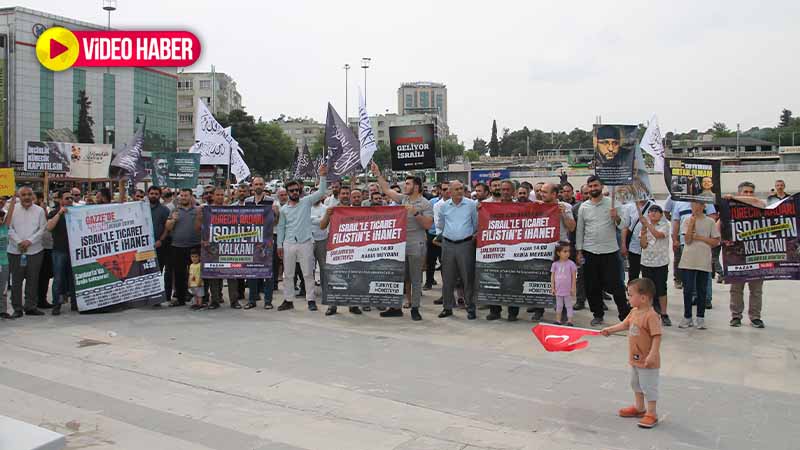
[[550, 242, 577, 326]]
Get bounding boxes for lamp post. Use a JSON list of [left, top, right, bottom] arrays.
[[360, 57, 371, 106], [343, 64, 350, 121], [102, 1, 116, 74]]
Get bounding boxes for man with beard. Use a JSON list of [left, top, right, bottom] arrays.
[[165, 189, 202, 307], [571, 183, 591, 310], [369, 191, 384, 206], [529, 183, 576, 322], [147, 187, 171, 307], [486, 180, 522, 322], [576, 175, 630, 326], [46, 190, 76, 315], [517, 185, 532, 203], [560, 182, 576, 205], [595, 125, 624, 163], [533, 182, 545, 201], [485, 177, 502, 202], [276, 165, 328, 311], [372, 162, 434, 321], [324, 181, 342, 207], [245, 177, 280, 309], [320, 185, 364, 316], [474, 183, 490, 202], [153, 158, 169, 187]]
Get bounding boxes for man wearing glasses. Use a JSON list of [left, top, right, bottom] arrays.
[[46, 190, 74, 315]]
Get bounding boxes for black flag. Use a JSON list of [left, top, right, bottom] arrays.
[[111, 120, 146, 183], [293, 142, 314, 179], [325, 103, 361, 182]]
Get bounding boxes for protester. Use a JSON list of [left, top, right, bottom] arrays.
[[275, 165, 328, 311], [201, 188, 228, 310], [320, 187, 364, 316], [7, 186, 47, 317], [188, 249, 204, 310], [560, 182, 576, 205], [164, 189, 201, 307], [767, 179, 789, 205], [36, 192, 54, 310], [146, 186, 171, 307], [551, 242, 577, 326], [372, 161, 433, 321], [487, 180, 521, 321], [486, 177, 502, 202], [677, 201, 720, 329], [575, 175, 630, 326], [474, 182, 490, 202], [725, 181, 767, 328], [310, 194, 329, 312], [134, 189, 146, 201], [425, 182, 449, 291], [369, 191, 383, 206], [517, 185, 531, 202], [436, 180, 478, 320], [245, 177, 280, 309], [638, 205, 671, 326], [46, 190, 75, 315], [70, 187, 85, 205], [533, 182, 545, 201], [622, 199, 656, 281], [571, 184, 591, 310], [96, 188, 112, 204], [0, 201, 11, 319], [361, 183, 379, 206], [601, 278, 662, 429]]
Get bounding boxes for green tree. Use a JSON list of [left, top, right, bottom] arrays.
[[488, 120, 500, 157], [217, 108, 295, 178], [472, 138, 487, 154], [464, 150, 481, 162], [779, 108, 793, 128], [310, 138, 325, 159], [372, 141, 392, 168], [439, 139, 466, 164], [711, 122, 733, 138], [75, 90, 95, 143]]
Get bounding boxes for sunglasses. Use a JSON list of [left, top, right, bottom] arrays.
[[288, 188, 301, 193]]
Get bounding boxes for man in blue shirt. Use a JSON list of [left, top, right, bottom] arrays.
[[436, 180, 478, 320]]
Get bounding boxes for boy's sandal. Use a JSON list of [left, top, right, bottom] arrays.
[[619, 406, 646, 418]]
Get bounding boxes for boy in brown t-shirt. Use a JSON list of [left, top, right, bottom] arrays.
[[601, 278, 663, 428]]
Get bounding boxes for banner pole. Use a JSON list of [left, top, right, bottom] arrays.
[[43, 171, 49, 210], [611, 186, 616, 209]]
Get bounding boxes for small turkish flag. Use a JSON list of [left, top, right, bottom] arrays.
[[532, 324, 601, 352]]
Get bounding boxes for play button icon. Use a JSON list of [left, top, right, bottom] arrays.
[[35, 26, 79, 71], [50, 39, 69, 59]]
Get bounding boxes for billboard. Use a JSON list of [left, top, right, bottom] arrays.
[[389, 124, 436, 171]]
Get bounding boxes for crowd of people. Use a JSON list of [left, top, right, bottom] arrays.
[[0, 165, 788, 331]]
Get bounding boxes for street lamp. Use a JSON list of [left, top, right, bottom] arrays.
[[343, 64, 350, 121], [361, 57, 371, 106], [102, 0, 116, 29]]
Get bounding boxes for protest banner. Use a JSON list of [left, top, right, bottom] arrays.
[[470, 169, 510, 187], [0, 225, 8, 266], [323, 206, 407, 308], [720, 194, 800, 283], [0, 168, 15, 196], [24, 141, 70, 172], [664, 158, 721, 204], [67, 143, 113, 179], [389, 124, 436, 171], [475, 202, 560, 308], [201, 205, 274, 279], [150, 151, 201, 188], [66, 202, 164, 311], [593, 124, 637, 185]]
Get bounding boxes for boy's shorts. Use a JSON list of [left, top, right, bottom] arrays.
[[631, 366, 659, 401], [190, 287, 204, 297], [641, 265, 668, 298]]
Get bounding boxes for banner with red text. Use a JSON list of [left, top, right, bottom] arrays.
[[720, 194, 800, 283], [65, 202, 164, 311], [475, 202, 560, 308], [201, 205, 274, 279], [323, 206, 407, 307]]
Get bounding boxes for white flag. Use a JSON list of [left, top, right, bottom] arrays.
[[192, 100, 232, 165], [640, 114, 665, 172], [358, 88, 377, 169], [223, 126, 250, 181]]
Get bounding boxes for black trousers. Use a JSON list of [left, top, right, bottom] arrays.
[[583, 250, 630, 321], [425, 233, 441, 286], [489, 305, 519, 317], [157, 246, 172, 303], [628, 252, 642, 282], [37, 249, 53, 305], [170, 246, 197, 303]]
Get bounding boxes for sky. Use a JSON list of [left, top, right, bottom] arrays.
[[21, 0, 800, 144]]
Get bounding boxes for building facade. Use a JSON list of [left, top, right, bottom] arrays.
[[273, 117, 325, 150], [176, 70, 242, 150], [397, 82, 447, 124], [0, 7, 178, 163]]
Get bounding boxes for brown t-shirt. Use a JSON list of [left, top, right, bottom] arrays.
[[624, 307, 663, 369]]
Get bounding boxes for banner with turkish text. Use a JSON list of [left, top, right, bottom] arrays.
[[664, 158, 721, 204], [475, 202, 560, 308], [323, 206, 407, 308], [66, 202, 164, 311], [68, 143, 113, 179], [24, 141, 70, 172], [389, 124, 436, 171], [201, 205, 274, 279], [720, 194, 800, 283]]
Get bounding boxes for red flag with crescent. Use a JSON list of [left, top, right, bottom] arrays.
[[532, 324, 601, 352]]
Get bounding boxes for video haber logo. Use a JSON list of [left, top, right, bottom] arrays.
[[36, 27, 201, 72]]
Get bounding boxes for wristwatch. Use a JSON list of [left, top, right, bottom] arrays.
[[414, 211, 420, 217]]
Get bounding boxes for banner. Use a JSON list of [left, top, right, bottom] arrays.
[[325, 103, 361, 182], [593, 124, 637, 185], [640, 114, 665, 172], [201, 205, 274, 279], [0, 168, 14, 196], [470, 169, 510, 187], [150, 151, 201, 188], [68, 143, 113, 179], [0, 225, 7, 266], [720, 194, 800, 283], [65, 202, 164, 311], [24, 141, 70, 172], [110, 123, 146, 182], [323, 206, 407, 308], [664, 158, 721, 204], [475, 202, 560, 308], [358, 88, 377, 169], [389, 124, 436, 171], [192, 100, 233, 165]]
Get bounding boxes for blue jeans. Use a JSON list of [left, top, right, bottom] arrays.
[[51, 249, 74, 306], [682, 269, 709, 319], [248, 278, 273, 306]]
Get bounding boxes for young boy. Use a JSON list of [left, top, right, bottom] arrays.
[[601, 278, 663, 429], [639, 205, 672, 326]]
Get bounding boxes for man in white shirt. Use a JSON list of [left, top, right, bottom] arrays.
[[7, 187, 47, 317]]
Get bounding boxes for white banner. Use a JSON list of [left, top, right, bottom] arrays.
[[326, 242, 406, 265], [67, 143, 112, 179], [475, 242, 556, 263], [640, 114, 665, 172], [66, 202, 164, 311]]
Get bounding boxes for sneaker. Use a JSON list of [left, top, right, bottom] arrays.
[[705, 300, 712, 310], [433, 297, 443, 305], [277, 301, 294, 311], [410, 307, 422, 321], [661, 315, 672, 327], [24, 309, 45, 316], [325, 306, 337, 316], [696, 318, 706, 329], [730, 318, 742, 327], [308, 301, 318, 311], [674, 280, 683, 290], [51, 305, 62, 316], [486, 312, 501, 321], [531, 310, 544, 322], [619, 406, 646, 418], [380, 308, 403, 318], [638, 413, 658, 428], [590, 317, 604, 327], [438, 309, 453, 318], [751, 319, 765, 328], [678, 318, 693, 328], [422, 284, 432, 291], [348, 306, 362, 315], [573, 302, 585, 311]]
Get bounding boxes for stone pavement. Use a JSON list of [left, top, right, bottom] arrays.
[[0, 275, 798, 450]]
